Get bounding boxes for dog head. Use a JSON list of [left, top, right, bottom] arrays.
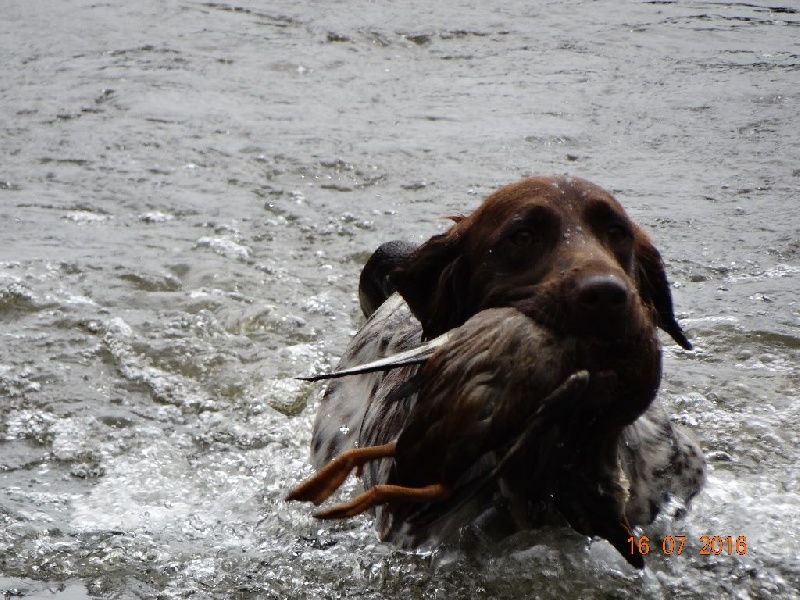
[[391, 176, 691, 349]]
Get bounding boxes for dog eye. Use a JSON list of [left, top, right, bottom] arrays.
[[607, 224, 631, 243], [510, 229, 536, 246]]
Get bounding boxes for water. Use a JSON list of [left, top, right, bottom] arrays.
[[1, 0, 797, 598]]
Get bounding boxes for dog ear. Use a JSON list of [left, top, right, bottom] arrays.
[[390, 230, 470, 340], [634, 228, 692, 350]]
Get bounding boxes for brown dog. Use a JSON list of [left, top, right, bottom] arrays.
[[290, 176, 704, 567]]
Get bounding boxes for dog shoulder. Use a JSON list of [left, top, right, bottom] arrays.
[[310, 294, 423, 469], [619, 400, 706, 524]]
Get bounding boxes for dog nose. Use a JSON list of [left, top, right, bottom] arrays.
[[574, 275, 630, 312]]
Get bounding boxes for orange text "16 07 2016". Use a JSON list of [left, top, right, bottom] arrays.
[[627, 535, 748, 556]]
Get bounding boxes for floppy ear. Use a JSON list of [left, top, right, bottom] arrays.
[[390, 230, 470, 340], [634, 228, 692, 350]]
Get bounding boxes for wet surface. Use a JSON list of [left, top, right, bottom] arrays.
[[1, 0, 798, 598]]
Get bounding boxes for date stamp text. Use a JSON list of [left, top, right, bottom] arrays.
[[627, 535, 747, 557]]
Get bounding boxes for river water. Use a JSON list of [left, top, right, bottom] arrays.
[[1, 1, 798, 598]]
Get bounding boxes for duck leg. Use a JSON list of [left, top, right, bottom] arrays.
[[286, 443, 397, 505], [315, 483, 450, 519]]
